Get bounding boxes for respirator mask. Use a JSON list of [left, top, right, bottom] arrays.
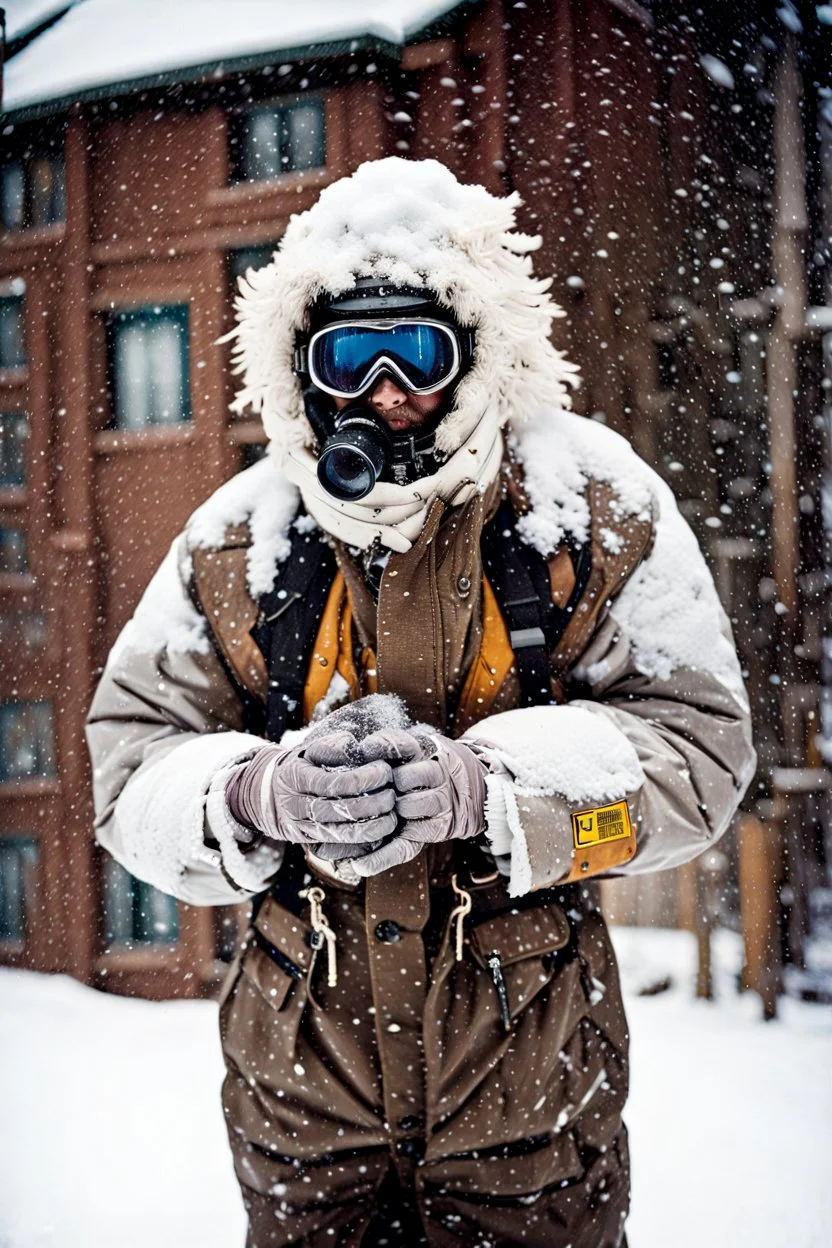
[[294, 284, 475, 502]]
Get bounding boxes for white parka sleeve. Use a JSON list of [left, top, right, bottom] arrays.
[[85, 535, 281, 906]]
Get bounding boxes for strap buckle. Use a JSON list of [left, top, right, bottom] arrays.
[[510, 626, 547, 650]]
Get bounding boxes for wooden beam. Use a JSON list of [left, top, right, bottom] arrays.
[[738, 815, 783, 1020]]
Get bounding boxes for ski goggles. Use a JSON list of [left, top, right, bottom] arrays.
[[303, 319, 464, 398]]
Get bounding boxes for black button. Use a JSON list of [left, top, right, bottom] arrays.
[[374, 920, 401, 943], [397, 1115, 424, 1132], [398, 1137, 426, 1159]]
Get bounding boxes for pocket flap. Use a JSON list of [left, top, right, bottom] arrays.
[[469, 904, 570, 969], [253, 896, 313, 973], [242, 945, 295, 1012]]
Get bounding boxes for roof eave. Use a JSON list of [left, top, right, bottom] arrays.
[[1, 34, 404, 123], [0, 0, 478, 124]]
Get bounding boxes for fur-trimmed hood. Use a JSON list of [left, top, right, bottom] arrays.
[[227, 157, 579, 457]]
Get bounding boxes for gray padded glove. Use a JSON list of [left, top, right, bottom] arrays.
[[225, 694, 412, 851], [225, 738, 397, 847], [345, 729, 490, 878]]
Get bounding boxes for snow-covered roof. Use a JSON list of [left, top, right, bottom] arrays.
[[2, 0, 470, 120]]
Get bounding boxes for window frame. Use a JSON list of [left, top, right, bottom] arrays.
[[0, 291, 27, 372], [105, 304, 191, 431], [0, 412, 29, 489], [228, 94, 327, 185], [0, 836, 38, 945], [0, 122, 66, 234], [0, 700, 56, 784], [101, 856, 180, 949]]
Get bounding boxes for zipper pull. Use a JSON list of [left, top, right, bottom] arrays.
[[486, 950, 512, 1032]]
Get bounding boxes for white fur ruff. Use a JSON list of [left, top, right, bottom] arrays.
[[226, 158, 579, 462]]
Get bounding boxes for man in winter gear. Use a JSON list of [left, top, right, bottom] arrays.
[[86, 158, 755, 1247]]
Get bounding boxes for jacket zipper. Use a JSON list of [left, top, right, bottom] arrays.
[[486, 950, 512, 1031]]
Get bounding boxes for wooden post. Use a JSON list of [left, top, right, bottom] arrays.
[[768, 37, 807, 630], [54, 112, 99, 985], [695, 850, 728, 1001], [738, 814, 783, 1020]]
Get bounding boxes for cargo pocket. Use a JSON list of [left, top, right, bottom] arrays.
[[468, 901, 572, 1026], [220, 896, 312, 1063]]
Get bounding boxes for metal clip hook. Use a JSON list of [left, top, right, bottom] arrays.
[[449, 873, 472, 962], [299, 886, 338, 987]]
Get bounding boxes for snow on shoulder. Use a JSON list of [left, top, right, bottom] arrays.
[[187, 453, 300, 598], [513, 408, 747, 707]]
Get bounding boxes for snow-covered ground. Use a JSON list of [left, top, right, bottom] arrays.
[[0, 927, 830, 1248]]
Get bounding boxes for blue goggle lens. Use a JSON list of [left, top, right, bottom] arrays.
[[310, 322, 458, 396]]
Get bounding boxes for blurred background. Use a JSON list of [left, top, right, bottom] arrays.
[[0, 0, 831, 1026]]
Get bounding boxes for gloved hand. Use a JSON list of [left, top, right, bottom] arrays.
[[225, 735, 397, 848], [225, 694, 412, 851], [336, 728, 490, 877]]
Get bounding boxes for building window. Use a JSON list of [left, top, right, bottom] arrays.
[[1, 152, 65, 231], [0, 527, 27, 574], [230, 99, 325, 183], [228, 244, 278, 284], [0, 413, 28, 486], [102, 858, 179, 946], [108, 306, 190, 429], [0, 838, 38, 942], [0, 293, 26, 370], [0, 610, 46, 649], [0, 701, 55, 782]]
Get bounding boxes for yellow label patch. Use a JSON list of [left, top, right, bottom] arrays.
[[571, 800, 633, 849]]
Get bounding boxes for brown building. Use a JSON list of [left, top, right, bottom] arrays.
[[1, 0, 829, 1002]]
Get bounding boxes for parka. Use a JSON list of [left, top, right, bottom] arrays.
[[85, 159, 756, 1247]]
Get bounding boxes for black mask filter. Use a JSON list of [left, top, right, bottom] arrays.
[[304, 386, 447, 502]]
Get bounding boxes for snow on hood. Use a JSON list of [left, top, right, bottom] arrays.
[[227, 157, 580, 458]]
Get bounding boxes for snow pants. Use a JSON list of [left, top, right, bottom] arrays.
[[219, 854, 630, 1247]]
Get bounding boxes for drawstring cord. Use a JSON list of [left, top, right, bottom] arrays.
[[299, 886, 338, 987], [449, 874, 472, 962]]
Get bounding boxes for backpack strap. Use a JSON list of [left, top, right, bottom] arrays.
[[481, 498, 591, 707], [250, 525, 338, 742], [549, 479, 655, 676], [190, 515, 338, 742]]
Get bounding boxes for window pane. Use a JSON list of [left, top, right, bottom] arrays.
[[0, 527, 27, 574], [0, 701, 55, 781], [1, 164, 25, 230], [146, 320, 186, 423], [0, 297, 25, 369], [283, 102, 325, 172], [0, 838, 38, 941], [0, 413, 28, 486], [243, 108, 282, 181], [51, 158, 66, 223], [228, 245, 277, 283], [29, 156, 64, 227], [103, 857, 179, 946], [110, 307, 190, 429]]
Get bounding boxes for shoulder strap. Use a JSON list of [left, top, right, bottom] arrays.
[[190, 515, 338, 741], [250, 524, 338, 742], [481, 498, 590, 707]]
